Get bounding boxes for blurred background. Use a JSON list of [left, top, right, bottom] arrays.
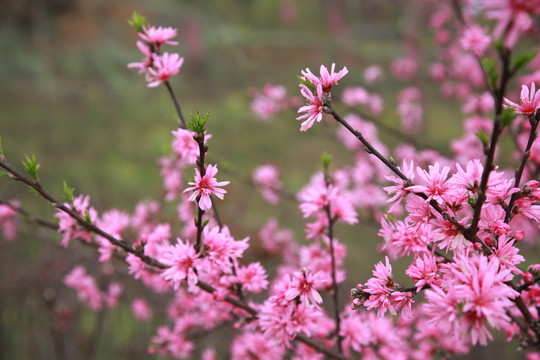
[[0, 0, 531, 359]]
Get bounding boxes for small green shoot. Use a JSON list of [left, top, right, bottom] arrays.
[[128, 12, 147, 33], [63, 181, 75, 204], [22, 154, 40, 182], [481, 58, 498, 89], [322, 151, 332, 172], [513, 49, 538, 74], [501, 107, 517, 128], [187, 111, 210, 135]]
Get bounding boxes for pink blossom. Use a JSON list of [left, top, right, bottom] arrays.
[[183, 164, 229, 211], [390, 57, 418, 81], [285, 269, 326, 308], [127, 40, 153, 77], [147, 52, 184, 88], [258, 218, 298, 258], [460, 25, 491, 57], [104, 282, 123, 308], [0, 200, 18, 241], [250, 84, 297, 121], [364, 65, 383, 84], [171, 128, 199, 165], [407, 163, 452, 205], [384, 160, 415, 213], [342, 86, 370, 107], [63, 266, 103, 311], [235, 262, 268, 293], [132, 298, 152, 321], [231, 332, 285, 360], [301, 63, 348, 92], [406, 254, 440, 291], [481, 0, 538, 48], [160, 238, 200, 290], [252, 164, 283, 204], [55, 195, 98, 248], [504, 82, 540, 116], [139, 25, 178, 48], [379, 218, 430, 258], [202, 225, 249, 272], [339, 309, 375, 356], [296, 84, 325, 131], [149, 326, 194, 359], [491, 235, 525, 274]]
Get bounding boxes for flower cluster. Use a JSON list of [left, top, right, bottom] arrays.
[[296, 63, 348, 131], [128, 24, 184, 87]]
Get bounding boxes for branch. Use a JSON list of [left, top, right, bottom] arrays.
[[324, 104, 491, 253]]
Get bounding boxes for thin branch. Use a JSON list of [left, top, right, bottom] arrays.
[[164, 80, 186, 128], [505, 113, 539, 222]]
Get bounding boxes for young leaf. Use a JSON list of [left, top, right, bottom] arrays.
[[0, 136, 3, 158], [63, 181, 75, 204], [476, 130, 489, 152], [513, 49, 538, 73], [322, 151, 332, 172], [22, 154, 40, 182], [481, 58, 498, 88], [501, 107, 517, 128], [188, 111, 210, 135], [128, 12, 147, 33], [84, 211, 93, 224], [298, 76, 316, 93]]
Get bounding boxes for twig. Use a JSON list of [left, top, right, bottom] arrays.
[[164, 80, 186, 128]]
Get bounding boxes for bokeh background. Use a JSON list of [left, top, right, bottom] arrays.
[[0, 0, 532, 359]]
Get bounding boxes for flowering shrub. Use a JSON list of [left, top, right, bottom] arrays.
[[2, 2, 540, 359]]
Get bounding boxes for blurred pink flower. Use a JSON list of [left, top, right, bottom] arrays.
[[460, 25, 491, 57], [132, 298, 152, 321], [139, 25, 178, 48]]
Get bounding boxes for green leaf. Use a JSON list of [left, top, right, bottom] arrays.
[[0, 170, 11, 178], [501, 107, 518, 128], [128, 12, 147, 33], [188, 111, 210, 135], [63, 181, 75, 204], [298, 76, 316, 93], [22, 154, 40, 182], [513, 49, 538, 73], [0, 136, 3, 157], [494, 39, 505, 55], [476, 130, 489, 151], [321, 151, 332, 172], [84, 211, 93, 224], [481, 58, 498, 88]]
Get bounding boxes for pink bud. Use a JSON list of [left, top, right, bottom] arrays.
[[514, 231, 525, 242]]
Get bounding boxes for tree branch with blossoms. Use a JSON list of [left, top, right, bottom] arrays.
[[6, 4, 540, 359]]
